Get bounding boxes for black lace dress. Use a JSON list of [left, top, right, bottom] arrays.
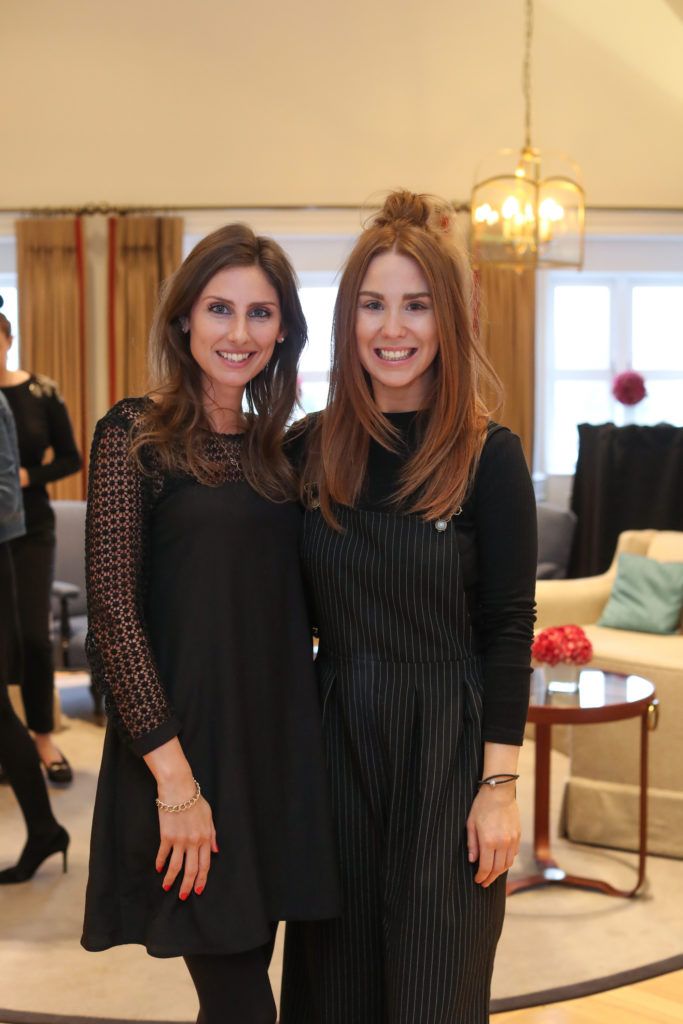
[[81, 399, 339, 958]]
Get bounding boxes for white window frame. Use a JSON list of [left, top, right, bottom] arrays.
[[297, 270, 339, 401], [0, 272, 19, 370], [536, 268, 683, 480]]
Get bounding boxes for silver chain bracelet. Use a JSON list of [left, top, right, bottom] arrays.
[[155, 778, 201, 813]]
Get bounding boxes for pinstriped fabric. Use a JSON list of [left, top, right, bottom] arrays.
[[281, 506, 506, 1024]]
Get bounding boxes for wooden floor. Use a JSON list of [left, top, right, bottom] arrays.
[[493, 969, 683, 1023]]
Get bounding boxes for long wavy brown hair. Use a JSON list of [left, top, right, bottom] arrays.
[[301, 191, 501, 526], [130, 223, 306, 501]]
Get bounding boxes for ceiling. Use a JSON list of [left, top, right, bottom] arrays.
[[4, 0, 683, 209]]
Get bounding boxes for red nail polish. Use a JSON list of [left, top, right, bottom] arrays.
[[162, 883, 171, 891], [180, 892, 188, 901], [215, 845, 219, 853], [156, 865, 162, 874], [195, 886, 204, 895]]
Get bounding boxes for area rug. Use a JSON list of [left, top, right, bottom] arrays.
[[0, 678, 681, 1021]]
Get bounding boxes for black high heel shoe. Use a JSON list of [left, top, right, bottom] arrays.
[[0, 825, 70, 884]]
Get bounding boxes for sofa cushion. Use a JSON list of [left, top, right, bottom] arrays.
[[584, 623, 683, 674], [647, 533, 683, 633], [647, 531, 683, 564], [598, 553, 683, 634]]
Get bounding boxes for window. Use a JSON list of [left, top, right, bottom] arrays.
[[0, 278, 19, 369], [297, 272, 337, 414], [537, 273, 683, 476]]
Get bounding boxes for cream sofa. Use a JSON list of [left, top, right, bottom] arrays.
[[535, 530, 683, 859]]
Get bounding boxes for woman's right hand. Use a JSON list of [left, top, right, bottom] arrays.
[[143, 738, 218, 900], [155, 788, 218, 900]]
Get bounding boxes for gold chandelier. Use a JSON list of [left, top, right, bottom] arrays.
[[471, 0, 585, 270]]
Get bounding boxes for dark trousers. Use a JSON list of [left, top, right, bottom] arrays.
[[184, 928, 278, 1024], [0, 541, 58, 842], [11, 524, 56, 734]]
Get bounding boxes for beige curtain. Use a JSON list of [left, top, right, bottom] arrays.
[[477, 266, 536, 465], [108, 216, 184, 402], [16, 217, 87, 500]]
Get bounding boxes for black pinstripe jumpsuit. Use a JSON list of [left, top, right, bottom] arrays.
[[281, 420, 534, 1024]]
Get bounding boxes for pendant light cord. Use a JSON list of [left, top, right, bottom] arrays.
[[523, 0, 533, 149]]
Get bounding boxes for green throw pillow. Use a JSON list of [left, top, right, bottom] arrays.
[[599, 552, 683, 634]]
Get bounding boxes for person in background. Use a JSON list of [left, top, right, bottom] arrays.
[[81, 224, 339, 1024], [282, 191, 537, 1023], [0, 389, 69, 883], [0, 312, 81, 784]]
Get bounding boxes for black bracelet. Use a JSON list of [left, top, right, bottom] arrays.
[[477, 773, 519, 788]]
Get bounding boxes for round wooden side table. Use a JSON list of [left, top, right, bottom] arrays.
[[507, 668, 658, 899]]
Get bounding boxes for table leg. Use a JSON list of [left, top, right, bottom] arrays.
[[507, 723, 563, 895], [634, 709, 648, 892], [508, 711, 650, 898], [533, 722, 556, 868]]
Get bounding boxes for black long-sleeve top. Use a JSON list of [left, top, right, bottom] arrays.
[[0, 374, 82, 533], [85, 399, 243, 752], [293, 412, 537, 745]]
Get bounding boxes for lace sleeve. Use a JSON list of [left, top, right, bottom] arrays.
[[85, 402, 182, 756]]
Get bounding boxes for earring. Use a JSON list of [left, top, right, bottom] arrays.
[[180, 317, 190, 333], [277, 336, 285, 344]]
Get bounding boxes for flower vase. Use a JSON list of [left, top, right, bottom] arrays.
[[543, 662, 581, 694]]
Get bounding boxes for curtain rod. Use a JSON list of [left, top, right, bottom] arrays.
[[1, 202, 682, 217], [0, 203, 388, 216]]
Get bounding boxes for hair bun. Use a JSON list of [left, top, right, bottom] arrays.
[[373, 190, 454, 236], [374, 191, 431, 229]]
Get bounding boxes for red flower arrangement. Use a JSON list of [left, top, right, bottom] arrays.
[[532, 625, 593, 667], [612, 370, 647, 406]]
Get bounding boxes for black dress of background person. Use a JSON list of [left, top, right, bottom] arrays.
[[0, 356, 81, 777], [0, 391, 69, 884]]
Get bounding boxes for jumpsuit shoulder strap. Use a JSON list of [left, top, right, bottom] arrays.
[[485, 420, 509, 442]]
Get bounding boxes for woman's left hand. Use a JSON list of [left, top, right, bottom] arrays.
[[466, 784, 521, 887]]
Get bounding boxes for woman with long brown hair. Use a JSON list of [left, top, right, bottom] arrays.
[[281, 192, 537, 1023], [81, 224, 338, 1024]]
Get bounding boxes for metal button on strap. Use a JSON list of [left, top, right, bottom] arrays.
[[434, 505, 462, 532]]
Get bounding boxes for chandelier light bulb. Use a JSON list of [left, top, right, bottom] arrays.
[[502, 196, 521, 219]]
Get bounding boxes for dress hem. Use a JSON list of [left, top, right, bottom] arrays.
[[81, 904, 341, 959]]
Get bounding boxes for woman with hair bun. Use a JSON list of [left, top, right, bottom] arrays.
[[281, 191, 537, 1023], [81, 224, 339, 1024]]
